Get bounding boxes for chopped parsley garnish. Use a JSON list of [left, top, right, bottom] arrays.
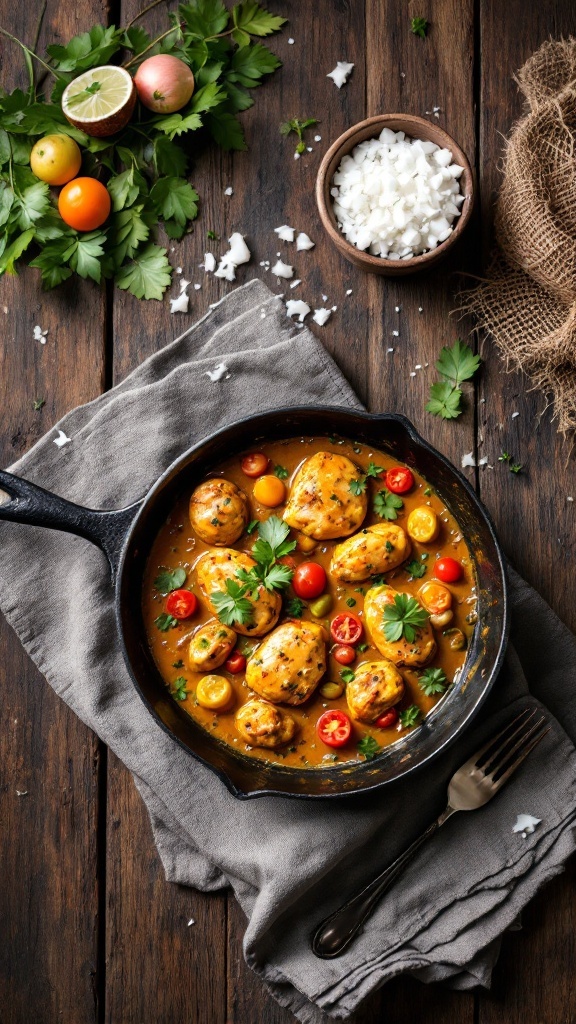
[[33, 398, 45, 411], [399, 705, 421, 728], [274, 464, 289, 479], [510, 462, 523, 474], [365, 462, 384, 478], [383, 594, 429, 643], [340, 667, 355, 684], [356, 642, 368, 652], [426, 381, 463, 420], [279, 117, 319, 155], [404, 559, 427, 579], [424, 487, 432, 496], [171, 677, 190, 701], [198, 637, 210, 649], [421, 552, 429, 561], [172, 659, 184, 669], [373, 488, 403, 520], [426, 340, 481, 421], [410, 16, 429, 37], [419, 667, 448, 696], [153, 566, 187, 594], [211, 578, 255, 627], [212, 516, 296, 626], [385, 541, 394, 553], [358, 735, 380, 760], [211, 517, 221, 526], [246, 519, 259, 534], [286, 597, 306, 616], [346, 597, 356, 607], [206, 230, 219, 241], [154, 612, 178, 632], [349, 476, 367, 496]]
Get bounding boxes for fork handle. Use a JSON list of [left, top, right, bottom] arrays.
[[311, 806, 456, 959]]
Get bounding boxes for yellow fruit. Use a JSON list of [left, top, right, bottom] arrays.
[[406, 506, 439, 543], [196, 675, 234, 711], [62, 66, 136, 138], [30, 134, 82, 185]]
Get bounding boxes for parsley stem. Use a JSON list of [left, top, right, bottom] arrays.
[[125, 0, 167, 30], [0, 28, 58, 80], [123, 26, 178, 68]]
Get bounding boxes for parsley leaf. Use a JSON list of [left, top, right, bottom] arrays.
[[436, 339, 481, 386], [172, 659, 184, 669], [349, 477, 367, 496], [259, 562, 293, 591], [233, 3, 287, 37], [246, 519, 259, 534], [154, 567, 187, 594], [33, 398, 45, 411], [346, 597, 357, 607], [426, 381, 463, 420], [171, 676, 190, 701], [340, 667, 355, 684], [115, 244, 172, 301], [419, 667, 448, 696], [257, 515, 296, 558], [150, 177, 199, 236], [373, 488, 403, 520], [498, 451, 512, 462], [510, 462, 523, 474], [154, 612, 178, 632], [383, 594, 429, 643], [211, 578, 254, 627], [399, 705, 421, 728], [365, 462, 384, 478], [274, 464, 288, 479], [279, 116, 319, 155], [411, 16, 429, 38], [404, 559, 427, 579], [358, 735, 380, 760], [286, 597, 306, 616]]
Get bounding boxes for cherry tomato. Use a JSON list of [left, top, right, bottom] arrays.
[[385, 467, 414, 494], [316, 709, 352, 748], [30, 134, 82, 185], [292, 562, 327, 599], [434, 557, 463, 584], [330, 612, 363, 646], [225, 651, 246, 674], [333, 644, 356, 665], [376, 708, 399, 728], [253, 474, 286, 507], [419, 581, 452, 614], [196, 675, 233, 711], [165, 589, 197, 619], [241, 452, 269, 478], [58, 176, 111, 231], [407, 506, 440, 543]]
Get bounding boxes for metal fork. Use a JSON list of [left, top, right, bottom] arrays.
[[312, 707, 549, 959]]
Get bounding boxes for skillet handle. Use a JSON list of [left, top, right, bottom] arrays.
[[0, 469, 143, 582]]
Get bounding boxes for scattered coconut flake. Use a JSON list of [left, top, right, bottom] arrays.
[[272, 259, 294, 279], [296, 232, 315, 251], [16, 789, 28, 797], [214, 259, 236, 282], [224, 186, 233, 196], [409, 371, 416, 377], [294, 152, 300, 160], [331, 305, 337, 311], [205, 362, 229, 382], [327, 61, 354, 88], [176, 266, 182, 274], [567, 496, 574, 502], [53, 429, 71, 448], [392, 330, 399, 337], [387, 347, 394, 353], [33, 325, 48, 344], [478, 457, 488, 467], [395, 305, 401, 312], [415, 364, 422, 370], [480, 397, 486, 403], [322, 294, 328, 302], [288, 37, 295, 44], [418, 306, 423, 313], [179, 278, 190, 292], [512, 813, 541, 837], [346, 288, 353, 295], [170, 291, 190, 313], [214, 233, 251, 281], [313, 308, 332, 326], [193, 283, 201, 290], [314, 135, 322, 142], [274, 224, 295, 242], [511, 412, 520, 419], [203, 253, 216, 273], [260, 310, 266, 319], [187, 918, 196, 926], [461, 452, 476, 468], [286, 299, 311, 322], [289, 279, 302, 289]]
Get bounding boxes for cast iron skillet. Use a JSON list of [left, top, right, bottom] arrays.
[[0, 408, 508, 799]]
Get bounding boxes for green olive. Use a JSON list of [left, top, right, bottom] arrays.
[[320, 681, 344, 699], [443, 627, 466, 651], [309, 594, 333, 617]]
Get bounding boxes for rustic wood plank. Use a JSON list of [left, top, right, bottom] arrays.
[[477, 2, 576, 1021], [0, 2, 108, 1020]]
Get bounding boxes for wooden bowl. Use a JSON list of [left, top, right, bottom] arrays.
[[315, 114, 475, 276]]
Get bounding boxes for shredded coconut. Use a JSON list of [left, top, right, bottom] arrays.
[[289, 279, 302, 289], [274, 224, 295, 242], [288, 37, 294, 44], [314, 135, 322, 142], [511, 411, 520, 418], [512, 813, 541, 837], [327, 61, 354, 88], [193, 283, 201, 290], [296, 232, 315, 251], [170, 291, 190, 313], [205, 362, 229, 382], [214, 233, 251, 281], [271, 259, 294, 279], [461, 452, 476, 468], [187, 918, 196, 926], [286, 299, 311, 322], [224, 186, 233, 196], [33, 325, 48, 344], [345, 288, 353, 295], [203, 253, 216, 273], [53, 429, 71, 448], [313, 308, 332, 326]]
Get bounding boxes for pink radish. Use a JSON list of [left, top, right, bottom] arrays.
[[134, 55, 194, 114]]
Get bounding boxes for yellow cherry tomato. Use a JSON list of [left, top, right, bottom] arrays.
[[196, 674, 233, 711], [406, 506, 439, 543], [296, 532, 317, 553], [320, 681, 345, 699], [419, 580, 452, 614], [30, 134, 82, 185], [253, 474, 286, 507]]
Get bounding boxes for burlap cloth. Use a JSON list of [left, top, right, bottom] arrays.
[[1, 280, 576, 1022], [463, 37, 576, 435]]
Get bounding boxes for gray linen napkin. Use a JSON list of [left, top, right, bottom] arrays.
[[1, 279, 576, 1023]]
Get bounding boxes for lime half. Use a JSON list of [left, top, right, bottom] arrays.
[[62, 65, 136, 138]]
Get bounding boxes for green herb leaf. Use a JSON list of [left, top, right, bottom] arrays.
[[373, 488, 404, 520], [154, 567, 187, 594], [404, 559, 427, 579], [150, 177, 199, 228], [356, 642, 368, 652], [365, 462, 384, 478], [154, 612, 178, 632], [436, 339, 481, 387], [349, 477, 366, 496], [419, 667, 448, 696], [172, 659, 185, 669], [383, 594, 429, 643], [12, 181, 50, 230], [510, 463, 523, 474], [358, 735, 380, 760], [211, 578, 254, 627], [426, 381, 463, 420], [66, 230, 107, 283], [260, 562, 293, 591], [274, 464, 288, 479], [233, 2, 287, 37], [410, 16, 429, 38], [256, 515, 294, 555], [346, 597, 356, 607], [32, 397, 45, 411], [171, 676, 190, 701], [206, 109, 247, 151], [340, 667, 355, 684], [399, 705, 421, 728], [115, 244, 172, 300], [286, 597, 306, 616], [246, 519, 259, 534], [498, 451, 512, 462]]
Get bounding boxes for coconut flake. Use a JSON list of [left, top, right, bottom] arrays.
[[511, 411, 520, 419], [228, 232, 251, 265], [314, 135, 322, 142], [271, 259, 294, 279], [289, 279, 302, 289], [224, 186, 233, 196], [346, 288, 353, 295], [461, 452, 476, 468], [53, 429, 71, 448], [205, 362, 229, 382], [327, 61, 354, 88], [286, 299, 311, 322], [288, 37, 295, 44], [193, 283, 201, 290], [170, 291, 190, 313], [33, 325, 48, 344], [312, 308, 332, 326], [296, 232, 315, 251], [203, 253, 216, 273], [512, 813, 541, 837], [16, 789, 28, 796], [274, 224, 295, 242], [187, 918, 196, 926]]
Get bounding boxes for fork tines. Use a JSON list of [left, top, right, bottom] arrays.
[[474, 707, 550, 785]]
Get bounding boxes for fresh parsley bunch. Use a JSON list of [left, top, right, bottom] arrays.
[[0, 1, 286, 298], [426, 339, 481, 420], [383, 593, 429, 643], [211, 515, 295, 626]]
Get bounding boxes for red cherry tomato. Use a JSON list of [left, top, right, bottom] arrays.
[[385, 467, 414, 494], [376, 708, 399, 728], [434, 557, 463, 583], [292, 562, 327, 599], [330, 612, 364, 646], [241, 452, 269, 477], [316, 710, 352, 748], [225, 652, 246, 674], [165, 589, 197, 619], [333, 644, 356, 665]]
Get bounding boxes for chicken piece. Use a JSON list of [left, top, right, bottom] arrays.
[[235, 699, 296, 749], [330, 523, 412, 582], [188, 621, 236, 672], [283, 451, 367, 540], [195, 549, 281, 637], [189, 478, 249, 545], [246, 620, 326, 705], [346, 660, 405, 723], [364, 584, 437, 667]]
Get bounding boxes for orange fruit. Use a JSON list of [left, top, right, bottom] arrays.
[[58, 177, 111, 232]]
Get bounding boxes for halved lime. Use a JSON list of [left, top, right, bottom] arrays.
[[62, 65, 137, 138]]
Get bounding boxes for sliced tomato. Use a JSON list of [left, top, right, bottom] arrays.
[[330, 612, 363, 646], [333, 644, 356, 665], [376, 708, 399, 728], [385, 467, 414, 494], [225, 652, 246, 674], [316, 710, 352, 748], [292, 562, 327, 599], [165, 589, 197, 619], [434, 557, 463, 583], [241, 452, 269, 477]]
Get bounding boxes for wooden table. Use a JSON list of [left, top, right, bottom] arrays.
[[2, 1, 576, 1021]]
